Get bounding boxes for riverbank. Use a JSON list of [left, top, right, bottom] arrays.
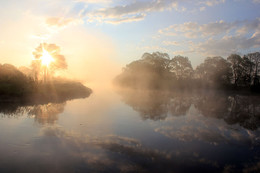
[[0, 80, 92, 104]]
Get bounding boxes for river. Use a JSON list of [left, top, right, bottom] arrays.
[[0, 85, 259, 172]]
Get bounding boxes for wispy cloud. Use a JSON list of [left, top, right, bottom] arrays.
[[159, 20, 243, 38], [163, 41, 180, 46], [158, 18, 260, 56], [74, 0, 112, 4], [45, 17, 82, 28], [194, 34, 260, 56], [86, 0, 179, 24], [199, 0, 226, 6], [252, 0, 260, 3], [105, 13, 146, 24]]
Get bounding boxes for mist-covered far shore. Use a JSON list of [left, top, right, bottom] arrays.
[[114, 52, 260, 93]]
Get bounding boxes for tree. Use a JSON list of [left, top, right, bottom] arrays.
[[169, 55, 193, 80], [227, 54, 243, 86], [0, 64, 33, 95], [32, 43, 67, 82], [247, 52, 260, 86], [141, 52, 171, 73], [195, 57, 232, 87], [115, 52, 174, 89], [236, 55, 253, 86]]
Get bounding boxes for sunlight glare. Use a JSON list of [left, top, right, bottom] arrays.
[[41, 48, 54, 67]]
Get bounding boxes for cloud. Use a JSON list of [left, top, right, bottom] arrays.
[[74, 0, 112, 3], [105, 13, 146, 24], [33, 126, 233, 172], [159, 18, 260, 56], [200, 6, 206, 11], [45, 17, 82, 29], [87, 0, 179, 24], [199, 0, 226, 6], [159, 19, 260, 38], [163, 41, 180, 46], [195, 34, 260, 56], [159, 20, 235, 38], [77, 0, 228, 24], [33, 126, 179, 172], [155, 113, 260, 146], [252, 0, 260, 3]]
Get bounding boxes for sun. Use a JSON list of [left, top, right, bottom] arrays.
[[41, 48, 54, 67]]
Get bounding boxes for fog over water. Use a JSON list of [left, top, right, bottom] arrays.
[[0, 84, 259, 173]]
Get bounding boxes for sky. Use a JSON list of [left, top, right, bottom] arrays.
[[0, 0, 259, 82]]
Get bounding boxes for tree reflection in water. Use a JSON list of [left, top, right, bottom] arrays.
[[28, 103, 66, 124], [117, 89, 260, 130], [0, 102, 66, 124]]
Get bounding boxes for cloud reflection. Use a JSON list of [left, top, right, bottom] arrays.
[[34, 126, 223, 172], [28, 126, 259, 172]]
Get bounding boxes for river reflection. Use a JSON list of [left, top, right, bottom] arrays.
[[0, 87, 259, 172], [117, 89, 260, 130], [0, 102, 66, 124]]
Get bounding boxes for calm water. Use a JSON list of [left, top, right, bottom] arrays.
[[0, 86, 260, 173]]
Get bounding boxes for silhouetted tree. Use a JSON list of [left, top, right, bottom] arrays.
[[0, 64, 33, 96], [247, 52, 260, 86], [115, 51, 260, 91], [239, 55, 254, 86], [141, 52, 170, 70], [227, 54, 243, 86], [195, 57, 232, 88], [115, 52, 174, 89], [169, 55, 193, 80]]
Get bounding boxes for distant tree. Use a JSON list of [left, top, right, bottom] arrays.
[[247, 52, 260, 86], [115, 52, 174, 89], [169, 55, 193, 80], [195, 57, 232, 87], [236, 55, 253, 86], [114, 51, 260, 91], [227, 54, 243, 86], [141, 52, 171, 76]]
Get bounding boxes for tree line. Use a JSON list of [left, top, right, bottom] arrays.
[[114, 52, 260, 91]]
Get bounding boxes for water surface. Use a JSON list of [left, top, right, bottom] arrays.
[[0, 86, 259, 172]]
